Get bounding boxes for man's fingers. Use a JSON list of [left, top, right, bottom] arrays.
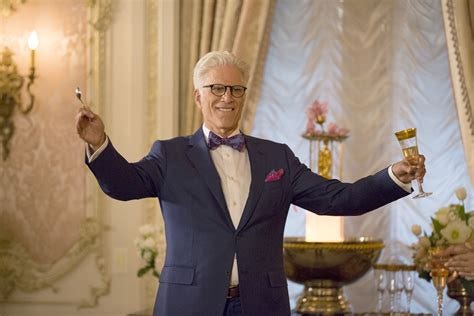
[[77, 106, 95, 118], [447, 271, 459, 283], [75, 108, 97, 136], [441, 245, 464, 256], [459, 270, 474, 278]]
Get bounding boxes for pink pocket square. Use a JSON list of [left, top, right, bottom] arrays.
[[265, 168, 284, 182]]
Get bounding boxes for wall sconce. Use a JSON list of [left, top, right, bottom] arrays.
[[0, 30, 38, 160]]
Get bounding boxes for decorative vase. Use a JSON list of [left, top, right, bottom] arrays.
[[447, 278, 474, 315]]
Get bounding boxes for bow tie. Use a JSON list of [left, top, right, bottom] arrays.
[[208, 131, 245, 151]]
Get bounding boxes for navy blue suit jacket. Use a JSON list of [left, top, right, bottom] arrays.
[[87, 129, 408, 316]]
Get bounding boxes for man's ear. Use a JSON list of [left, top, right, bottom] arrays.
[[194, 89, 202, 108]]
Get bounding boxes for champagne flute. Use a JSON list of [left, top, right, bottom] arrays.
[[394, 127, 432, 198], [429, 246, 450, 316]]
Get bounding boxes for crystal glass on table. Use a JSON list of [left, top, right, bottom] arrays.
[[402, 267, 416, 314], [373, 265, 387, 313], [394, 127, 432, 198], [386, 268, 402, 314]]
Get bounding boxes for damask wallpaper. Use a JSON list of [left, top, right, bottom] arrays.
[[0, 0, 88, 264]]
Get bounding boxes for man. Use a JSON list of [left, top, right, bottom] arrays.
[[76, 51, 426, 316]]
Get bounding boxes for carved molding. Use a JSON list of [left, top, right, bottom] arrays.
[[78, 0, 114, 307], [144, 0, 160, 308], [0, 0, 26, 17], [88, 0, 114, 33], [0, 0, 113, 307], [442, 0, 474, 184], [444, 0, 474, 136]]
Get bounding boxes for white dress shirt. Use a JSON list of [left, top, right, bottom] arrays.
[[202, 125, 251, 286]]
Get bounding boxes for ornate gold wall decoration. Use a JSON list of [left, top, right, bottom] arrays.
[[0, 39, 36, 160], [0, 0, 26, 17], [0, 0, 113, 307], [0, 218, 100, 299], [88, 0, 114, 32]]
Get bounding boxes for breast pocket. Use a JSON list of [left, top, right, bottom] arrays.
[[263, 180, 283, 192]]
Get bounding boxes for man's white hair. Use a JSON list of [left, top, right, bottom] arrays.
[[193, 50, 249, 89]]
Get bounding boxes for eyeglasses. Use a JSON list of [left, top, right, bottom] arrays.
[[202, 84, 247, 98]]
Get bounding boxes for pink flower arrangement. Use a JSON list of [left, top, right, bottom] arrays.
[[306, 100, 328, 125], [304, 100, 349, 141]]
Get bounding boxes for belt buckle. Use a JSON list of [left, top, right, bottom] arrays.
[[227, 285, 239, 298]]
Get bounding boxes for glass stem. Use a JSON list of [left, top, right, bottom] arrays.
[[396, 290, 402, 311], [406, 291, 412, 313], [389, 292, 395, 313], [377, 290, 383, 313], [437, 288, 443, 316], [417, 179, 425, 193]]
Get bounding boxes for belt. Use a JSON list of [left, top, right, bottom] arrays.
[[227, 285, 240, 298]]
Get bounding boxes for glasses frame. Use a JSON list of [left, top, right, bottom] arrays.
[[202, 84, 247, 98]]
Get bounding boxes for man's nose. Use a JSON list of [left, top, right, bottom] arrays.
[[221, 87, 234, 101]]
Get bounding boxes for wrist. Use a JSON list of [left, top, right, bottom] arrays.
[[89, 133, 106, 152]]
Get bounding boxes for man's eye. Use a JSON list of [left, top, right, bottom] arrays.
[[213, 86, 225, 93]]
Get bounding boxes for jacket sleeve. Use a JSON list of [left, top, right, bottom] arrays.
[[285, 144, 408, 216], [86, 140, 166, 201]]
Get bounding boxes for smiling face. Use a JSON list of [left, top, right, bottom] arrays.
[[194, 65, 246, 137]]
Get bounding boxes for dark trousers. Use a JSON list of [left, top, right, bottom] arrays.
[[223, 297, 242, 316]]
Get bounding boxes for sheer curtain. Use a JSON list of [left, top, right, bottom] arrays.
[[252, 0, 474, 313]]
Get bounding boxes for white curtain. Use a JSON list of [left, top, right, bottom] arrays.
[[252, 0, 474, 314]]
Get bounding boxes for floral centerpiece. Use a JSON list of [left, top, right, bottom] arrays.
[[134, 224, 160, 278], [303, 100, 349, 142], [303, 100, 349, 179], [411, 187, 474, 293]]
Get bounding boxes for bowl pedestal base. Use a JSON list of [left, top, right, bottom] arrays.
[[296, 280, 350, 315]]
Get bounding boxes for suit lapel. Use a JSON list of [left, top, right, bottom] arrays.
[[186, 129, 235, 230], [236, 136, 265, 232]]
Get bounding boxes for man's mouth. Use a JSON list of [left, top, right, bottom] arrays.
[[216, 106, 235, 112]]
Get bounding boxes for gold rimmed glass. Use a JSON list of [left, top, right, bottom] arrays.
[[394, 128, 432, 198], [428, 247, 450, 316]]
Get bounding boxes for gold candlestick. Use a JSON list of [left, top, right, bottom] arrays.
[[28, 30, 38, 69], [30, 48, 35, 68]]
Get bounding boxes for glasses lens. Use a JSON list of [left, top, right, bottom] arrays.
[[231, 86, 246, 97], [211, 84, 226, 96]]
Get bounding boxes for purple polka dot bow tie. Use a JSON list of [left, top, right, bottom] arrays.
[[208, 131, 245, 152]]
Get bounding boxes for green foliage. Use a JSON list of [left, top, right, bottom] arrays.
[[454, 204, 468, 222], [431, 217, 442, 236], [137, 266, 151, 277]]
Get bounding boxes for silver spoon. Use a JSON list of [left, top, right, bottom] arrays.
[[75, 87, 93, 122], [75, 87, 87, 107]]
